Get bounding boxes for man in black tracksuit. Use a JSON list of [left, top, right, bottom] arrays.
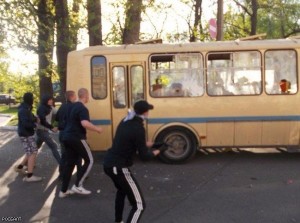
[[55, 90, 81, 180], [103, 100, 165, 223]]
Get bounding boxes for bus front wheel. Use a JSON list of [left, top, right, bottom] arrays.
[[156, 127, 197, 164]]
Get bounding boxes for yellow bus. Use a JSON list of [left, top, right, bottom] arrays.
[[67, 37, 300, 163]]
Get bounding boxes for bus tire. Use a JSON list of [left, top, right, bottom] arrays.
[[155, 126, 197, 164]]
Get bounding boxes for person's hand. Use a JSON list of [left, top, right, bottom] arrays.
[[151, 142, 165, 149], [146, 141, 153, 148], [51, 127, 58, 133], [152, 142, 169, 153], [96, 126, 103, 134]]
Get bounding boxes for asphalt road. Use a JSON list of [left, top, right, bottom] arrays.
[[0, 129, 300, 223]]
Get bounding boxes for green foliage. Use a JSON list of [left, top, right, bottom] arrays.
[[225, 0, 300, 39], [258, 0, 300, 38], [0, 71, 39, 106]]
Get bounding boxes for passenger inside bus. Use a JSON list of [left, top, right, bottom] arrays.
[[167, 83, 184, 97], [151, 77, 164, 96], [279, 79, 291, 94]]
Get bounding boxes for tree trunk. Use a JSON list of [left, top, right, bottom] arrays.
[[190, 0, 203, 42], [250, 0, 258, 35], [55, 0, 71, 97], [122, 0, 143, 44], [216, 0, 224, 41], [87, 0, 102, 46], [37, 0, 55, 99], [70, 0, 81, 50]]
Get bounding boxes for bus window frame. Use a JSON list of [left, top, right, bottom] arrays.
[[206, 50, 263, 97], [112, 65, 127, 109], [264, 49, 298, 95], [90, 55, 108, 100], [148, 52, 205, 98]]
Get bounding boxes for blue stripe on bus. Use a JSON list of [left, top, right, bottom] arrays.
[[91, 115, 300, 125], [148, 115, 300, 124], [91, 119, 111, 125]]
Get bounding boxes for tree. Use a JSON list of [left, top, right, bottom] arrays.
[[232, 0, 258, 35], [87, 0, 103, 46], [0, 0, 55, 99], [37, 0, 55, 98], [190, 0, 204, 42], [259, 0, 300, 38], [123, 0, 143, 44], [226, 0, 300, 39], [55, 0, 69, 97], [216, 0, 224, 40]]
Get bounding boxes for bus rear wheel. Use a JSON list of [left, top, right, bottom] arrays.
[[156, 126, 197, 164]]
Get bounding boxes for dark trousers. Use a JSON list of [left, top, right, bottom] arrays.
[[61, 139, 93, 192], [104, 166, 145, 223], [58, 132, 82, 178], [36, 129, 61, 165]]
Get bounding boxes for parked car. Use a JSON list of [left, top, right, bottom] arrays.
[[0, 94, 16, 105]]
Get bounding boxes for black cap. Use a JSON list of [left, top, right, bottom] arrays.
[[134, 100, 154, 115]]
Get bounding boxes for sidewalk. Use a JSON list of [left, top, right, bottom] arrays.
[[0, 113, 15, 127]]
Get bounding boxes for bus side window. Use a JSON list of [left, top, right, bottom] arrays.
[[150, 53, 204, 98], [112, 66, 126, 108], [265, 50, 297, 95], [91, 56, 107, 99], [207, 51, 261, 96]]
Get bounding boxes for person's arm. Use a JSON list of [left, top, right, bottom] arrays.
[[37, 106, 54, 129], [81, 120, 103, 134], [135, 127, 157, 160]]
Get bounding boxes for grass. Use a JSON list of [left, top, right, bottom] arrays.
[[0, 105, 18, 114], [0, 105, 18, 126]]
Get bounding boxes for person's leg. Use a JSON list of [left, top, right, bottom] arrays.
[[27, 153, 37, 174], [75, 140, 93, 187], [121, 168, 145, 223], [15, 137, 29, 173], [60, 140, 77, 192], [42, 131, 61, 164], [35, 129, 44, 149], [104, 167, 126, 223], [23, 136, 42, 182], [58, 133, 66, 179]]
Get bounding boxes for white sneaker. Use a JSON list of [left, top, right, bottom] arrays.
[[71, 185, 91, 195], [59, 190, 74, 198], [23, 175, 42, 182]]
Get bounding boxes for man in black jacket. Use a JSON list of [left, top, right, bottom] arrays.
[[103, 100, 165, 223], [15, 92, 42, 182], [36, 95, 61, 165], [55, 90, 81, 180]]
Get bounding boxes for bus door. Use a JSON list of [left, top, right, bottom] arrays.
[[110, 62, 145, 135]]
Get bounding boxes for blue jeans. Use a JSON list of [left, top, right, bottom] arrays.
[[36, 129, 61, 165]]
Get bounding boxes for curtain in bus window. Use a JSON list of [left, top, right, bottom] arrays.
[[207, 51, 262, 96], [130, 66, 144, 104], [265, 50, 297, 94], [112, 66, 126, 108], [149, 53, 204, 97], [91, 56, 107, 99]]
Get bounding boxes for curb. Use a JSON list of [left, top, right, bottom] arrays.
[[0, 126, 17, 131]]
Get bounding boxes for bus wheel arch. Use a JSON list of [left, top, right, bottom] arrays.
[[154, 125, 199, 164]]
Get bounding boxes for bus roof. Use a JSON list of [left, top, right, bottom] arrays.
[[72, 38, 300, 56]]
